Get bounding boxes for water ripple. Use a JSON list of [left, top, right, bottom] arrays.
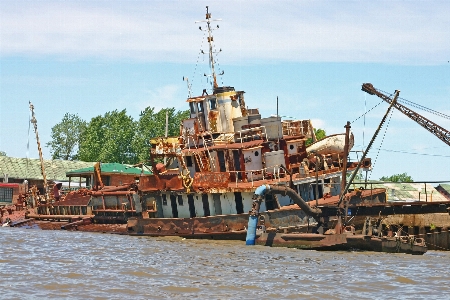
[[0, 227, 449, 299]]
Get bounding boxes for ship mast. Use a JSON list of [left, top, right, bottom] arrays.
[[206, 7, 218, 88], [29, 101, 49, 200], [197, 6, 222, 89]]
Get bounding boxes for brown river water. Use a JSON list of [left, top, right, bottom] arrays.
[[1, 227, 449, 299]]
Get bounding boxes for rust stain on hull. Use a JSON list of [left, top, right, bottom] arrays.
[[139, 174, 184, 191], [192, 172, 230, 190]]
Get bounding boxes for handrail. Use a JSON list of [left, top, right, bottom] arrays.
[[236, 125, 267, 144], [230, 165, 284, 187]]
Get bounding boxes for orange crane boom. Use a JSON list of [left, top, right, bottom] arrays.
[[362, 83, 450, 147]]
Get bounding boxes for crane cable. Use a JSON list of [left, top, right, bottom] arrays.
[[351, 87, 449, 179], [351, 100, 385, 124], [376, 88, 450, 120], [368, 109, 395, 181], [352, 90, 450, 125]]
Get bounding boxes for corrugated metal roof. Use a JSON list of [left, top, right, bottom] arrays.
[[438, 184, 450, 193], [352, 181, 449, 202], [0, 156, 95, 181], [66, 163, 152, 176]]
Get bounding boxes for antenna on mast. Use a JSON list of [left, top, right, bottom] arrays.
[[195, 6, 223, 89]]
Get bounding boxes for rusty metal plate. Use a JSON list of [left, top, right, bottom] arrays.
[[192, 172, 230, 189], [139, 174, 184, 191], [128, 213, 250, 235]]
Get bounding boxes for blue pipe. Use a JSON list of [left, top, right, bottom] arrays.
[[246, 185, 270, 245], [254, 184, 270, 198], [245, 215, 258, 245]]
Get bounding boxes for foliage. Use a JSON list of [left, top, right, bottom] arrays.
[[46, 113, 86, 160], [379, 172, 413, 182], [132, 107, 189, 162], [47, 107, 189, 164], [305, 128, 327, 146], [78, 109, 137, 164], [0, 151, 6, 156]]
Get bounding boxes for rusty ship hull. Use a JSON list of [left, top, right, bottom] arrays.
[[18, 7, 443, 255]]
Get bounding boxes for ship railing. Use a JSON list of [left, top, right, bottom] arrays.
[[200, 132, 215, 147], [183, 133, 199, 151], [282, 119, 311, 137], [235, 125, 267, 144], [231, 164, 285, 187]]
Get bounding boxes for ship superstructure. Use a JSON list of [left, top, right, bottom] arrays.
[[133, 7, 357, 227]]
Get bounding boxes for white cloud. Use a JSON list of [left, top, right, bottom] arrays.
[[310, 118, 325, 130], [1, 1, 449, 64], [135, 84, 182, 112]]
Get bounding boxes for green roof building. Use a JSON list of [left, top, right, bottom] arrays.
[[66, 163, 152, 188], [0, 156, 96, 203]]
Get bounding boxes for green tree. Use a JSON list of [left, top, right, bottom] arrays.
[[0, 151, 6, 156], [379, 173, 413, 182], [79, 109, 137, 164], [132, 107, 189, 162], [306, 128, 327, 146], [46, 113, 86, 160]]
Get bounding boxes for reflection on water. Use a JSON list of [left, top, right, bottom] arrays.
[[1, 227, 449, 299]]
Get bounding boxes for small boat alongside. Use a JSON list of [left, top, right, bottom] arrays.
[[306, 132, 354, 156]]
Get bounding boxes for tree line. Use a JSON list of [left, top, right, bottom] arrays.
[[46, 107, 189, 164]]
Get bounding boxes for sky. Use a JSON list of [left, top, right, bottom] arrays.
[[1, 0, 449, 182]]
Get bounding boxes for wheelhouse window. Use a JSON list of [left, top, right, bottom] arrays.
[[186, 156, 193, 167], [209, 98, 217, 110], [197, 102, 204, 113], [189, 102, 196, 114], [217, 150, 226, 172]]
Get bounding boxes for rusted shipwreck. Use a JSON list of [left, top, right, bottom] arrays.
[[123, 7, 362, 242], [22, 7, 450, 254]]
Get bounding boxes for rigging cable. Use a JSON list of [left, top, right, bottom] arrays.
[[371, 148, 450, 158], [192, 30, 207, 95], [212, 42, 224, 87], [351, 100, 384, 124], [368, 108, 395, 181]]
